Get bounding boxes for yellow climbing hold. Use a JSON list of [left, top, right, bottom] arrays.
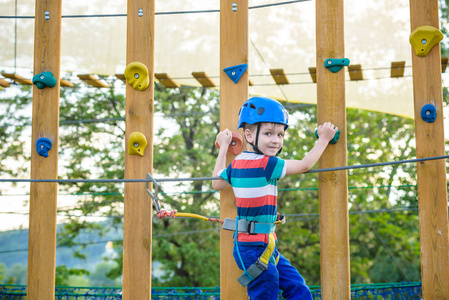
[[409, 25, 443, 57], [128, 131, 148, 156], [124, 62, 150, 91]]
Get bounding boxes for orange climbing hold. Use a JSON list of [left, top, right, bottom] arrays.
[[215, 131, 243, 156]]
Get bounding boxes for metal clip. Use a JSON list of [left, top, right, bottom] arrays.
[[145, 173, 161, 213], [254, 259, 269, 271]]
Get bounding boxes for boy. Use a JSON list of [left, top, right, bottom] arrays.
[[213, 97, 338, 300]]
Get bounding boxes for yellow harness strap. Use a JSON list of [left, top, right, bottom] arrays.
[[259, 233, 276, 265], [236, 232, 278, 287]]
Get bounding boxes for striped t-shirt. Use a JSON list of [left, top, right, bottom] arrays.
[[219, 151, 286, 246]]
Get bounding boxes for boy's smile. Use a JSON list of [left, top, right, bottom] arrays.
[[246, 122, 285, 156]]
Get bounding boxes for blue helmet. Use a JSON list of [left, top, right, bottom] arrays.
[[237, 97, 289, 129]]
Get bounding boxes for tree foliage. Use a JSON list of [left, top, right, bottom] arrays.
[[0, 76, 433, 287]]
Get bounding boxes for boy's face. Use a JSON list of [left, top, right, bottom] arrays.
[[246, 122, 285, 156]]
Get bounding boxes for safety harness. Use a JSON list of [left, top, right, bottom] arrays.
[[145, 172, 284, 286], [222, 217, 282, 287]]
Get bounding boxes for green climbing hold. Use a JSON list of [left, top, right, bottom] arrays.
[[315, 128, 340, 144], [32, 71, 57, 89], [324, 58, 350, 73]]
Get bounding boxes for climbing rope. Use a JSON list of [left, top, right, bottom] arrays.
[[145, 173, 223, 223], [2, 154, 446, 184], [156, 209, 223, 223], [1, 155, 448, 223]]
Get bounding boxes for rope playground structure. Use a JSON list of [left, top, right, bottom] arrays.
[[0, 282, 423, 299], [2, 0, 449, 298]]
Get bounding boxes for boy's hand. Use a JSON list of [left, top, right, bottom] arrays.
[[317, 122, 339, 143], [215, 129, 233, 149]]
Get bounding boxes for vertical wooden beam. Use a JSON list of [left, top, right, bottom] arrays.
[[123, 0, 155, 299], [316, 0, 350, 298], [27, 0, 62, 299], [409, 0, 449, 298], [220, 0, 248, 299]]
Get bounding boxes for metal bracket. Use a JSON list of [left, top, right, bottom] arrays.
[[146, 173, 161, 213]]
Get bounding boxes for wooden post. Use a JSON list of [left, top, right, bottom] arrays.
[[316, 0, 351, 298], [220, 0, 248, 299], [27, 0, 62, 299], [409, 0, 449, 298], [122, 0, 155, 299]]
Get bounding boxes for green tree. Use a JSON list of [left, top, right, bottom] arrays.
[[273, 106, 420, 285], [0, 263, 6, 282], [89, 262, 121, 287], [5, 263, 27, 285], [55, 265, 90, 286], [0, 83, 32, 179], [0, 72, 445, 287]]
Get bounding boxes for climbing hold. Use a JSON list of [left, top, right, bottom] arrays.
[[128, 131, 148, 156], [223, 64, 248, 84], [421, 104, 436, 123], [409, 26, 443, 57], [32, 71, 57, 89], [36, 138, 52, 158], [124, 62, 150, 91], [215, 132, 243, 155], [324, 58, 350, 73], [315, 128, 340, 144]]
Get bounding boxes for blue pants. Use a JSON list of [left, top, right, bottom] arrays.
[[233, 245, 312, 300]]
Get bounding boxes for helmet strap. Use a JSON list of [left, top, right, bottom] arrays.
[[246, 123, 263, 155], [276, 148, 282, 156]]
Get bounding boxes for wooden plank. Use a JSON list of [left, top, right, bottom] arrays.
[[270, 68, 289, 84], [220, 0, 249, 299], [391, 61, 406, 78], [77, 74, 109, 88], [348, 64, 363, 81], [0, 78, 11, 88], [60, 79, 73, 87], [1, 72, 33, 85], [192, 71, 216, 87], [308, 67, 317, 83], [122, 0, 155, 299], [27, 0, 62, 299], [155, 73, 180, 88], [442, 57, 448, 73], [115, 73, 126, 83], [409, 0, 449, 298], [315, 0, 350, 299]]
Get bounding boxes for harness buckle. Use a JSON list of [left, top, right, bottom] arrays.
[[254, 259, 268, 271], [248, 221, 257, 235]]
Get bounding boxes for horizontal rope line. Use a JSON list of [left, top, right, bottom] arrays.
[[0, 207, 420, 254], [0, 0, 309, 19], [0, 155, 447, 184], [0, 206, 420, 218], [0, 183, 421, 197]]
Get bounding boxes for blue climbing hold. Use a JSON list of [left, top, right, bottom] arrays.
[[324, 58, 350, 73], [36, 138, 52, 158], [223, 64, 248, 84], [315, 128, 340, 144], [32, 71, 57, 89], [421, 104, 436, 123]]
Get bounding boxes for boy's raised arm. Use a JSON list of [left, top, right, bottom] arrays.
[[285, 122, 338, 176], [212, 129, 232, 191]]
